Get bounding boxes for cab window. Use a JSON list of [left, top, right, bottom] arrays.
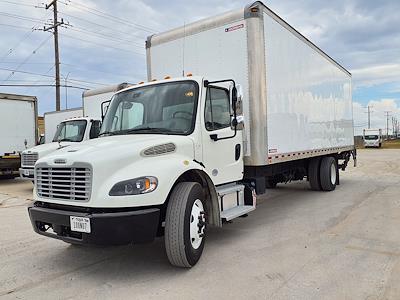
[[205, 87, 231, 131]]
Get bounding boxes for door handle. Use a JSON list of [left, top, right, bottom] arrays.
[[210, 134, 218, 141], [235, 144, 241, 160]]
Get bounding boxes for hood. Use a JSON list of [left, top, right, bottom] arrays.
[[22, 141, 75, 158], [36, 134, 195, 167]]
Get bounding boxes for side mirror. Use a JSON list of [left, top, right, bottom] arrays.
[[235, 84, 243, 115]]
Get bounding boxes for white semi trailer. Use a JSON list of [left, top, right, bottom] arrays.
[[28, 2, 356, 267], [0, 93, 37, 179], [20, 84, 130, 179]]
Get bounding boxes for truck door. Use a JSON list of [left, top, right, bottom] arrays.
[[201, 85, 243, 185]]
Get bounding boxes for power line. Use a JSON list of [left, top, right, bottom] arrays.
[[0, 0, 35, 8], [0, 66, 107, 86], [58, 10, 147, 41], [59, 0, 156, 33], [0, 10, 52, 63], [1, 35, 52, 83], [0, 83, 89, 90], [65, 26, 144, 49], [60, 32, 144, 56], [0, 23, 33, 30], [61, 63, 135, 79], [0, 12, 47, 23]]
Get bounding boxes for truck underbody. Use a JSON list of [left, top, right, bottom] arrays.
[[0, 154, 20, 179]]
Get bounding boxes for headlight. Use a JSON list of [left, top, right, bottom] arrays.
[[109, 176, 158, 196]]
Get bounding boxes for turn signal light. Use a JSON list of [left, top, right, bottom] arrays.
[[164, 76, 171, 79]]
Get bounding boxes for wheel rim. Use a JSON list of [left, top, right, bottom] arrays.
[[330, 162, 336, 185], [190, 199, 205, 249]]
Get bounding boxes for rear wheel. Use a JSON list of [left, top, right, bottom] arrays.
[[320, 156, 337, 191], [165, 182, 206, 268], [308, 157, 321, 191]]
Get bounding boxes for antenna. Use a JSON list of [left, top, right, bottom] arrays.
[[182, 21, 186, 76]]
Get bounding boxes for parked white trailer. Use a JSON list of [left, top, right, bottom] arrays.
[[0, 93, 37, 178], [363, 128, 383, 148], [28, 2, 356, 268]]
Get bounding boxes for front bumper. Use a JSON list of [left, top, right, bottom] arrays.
[[20, 167, 34, 179], [28, 202, 160, 245]]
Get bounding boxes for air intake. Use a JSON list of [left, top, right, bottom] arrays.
[[142, 143, 176, 157]]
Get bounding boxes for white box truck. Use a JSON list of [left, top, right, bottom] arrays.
[[363, 128, 383, 148], [20, 84, 131, 179], [0, 93, 38, 179], [28, 2, 356, 267]]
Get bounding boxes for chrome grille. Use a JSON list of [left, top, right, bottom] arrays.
[[36, 166, 91, 201], [22, 153, 38, 166]]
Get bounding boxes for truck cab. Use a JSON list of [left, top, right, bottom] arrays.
[[363, 129, 383, 148], [29, 76, 249, 267], [20, 117, 101, 179]]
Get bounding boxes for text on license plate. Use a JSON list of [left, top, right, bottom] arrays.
[[70, 216, 91, 233]]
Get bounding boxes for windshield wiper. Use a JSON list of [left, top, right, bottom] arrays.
[[98, 131, 118, 137], [125, 127, 183, 134], [57, 138, 74, 142]]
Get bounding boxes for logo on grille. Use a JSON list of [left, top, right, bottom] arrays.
[[54, 159, 66, 164]]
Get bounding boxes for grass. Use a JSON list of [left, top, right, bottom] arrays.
[[355, 139, 400, 149], [382, 139, 400, 149]]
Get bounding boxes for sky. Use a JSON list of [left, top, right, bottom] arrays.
[[0, 0, 399, 135]]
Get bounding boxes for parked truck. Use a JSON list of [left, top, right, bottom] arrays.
[[0, 93, 38, 179], [28, 2, 355, 268], [363, 128, 383, 148], [44, 108, 84, 144], [19, 84, 130, 180]]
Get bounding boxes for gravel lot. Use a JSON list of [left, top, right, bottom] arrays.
[[1, 149, 400, 299]]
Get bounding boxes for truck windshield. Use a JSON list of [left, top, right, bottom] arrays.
[[52, 120, 87, 142], [100, 81, 198, 136], [364, 135, 379, 140]]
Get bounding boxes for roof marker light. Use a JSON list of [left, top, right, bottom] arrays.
[[164, 76, 171, 79], [186, 73, 193, 77]]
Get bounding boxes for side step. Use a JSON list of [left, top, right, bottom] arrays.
[[216, 183, 255, 221], [220, 205, 255, 221]]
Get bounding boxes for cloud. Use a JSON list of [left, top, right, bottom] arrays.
[[0, 0, 399, 115], [353, 98, 400, 135]]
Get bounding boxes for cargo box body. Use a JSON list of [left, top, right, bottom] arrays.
[[146, 1, 354, 166], [0, 93, 37, 155]]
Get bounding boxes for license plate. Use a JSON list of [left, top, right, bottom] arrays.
[[70, 216, 91, 233], [24, 169, 30, 176]]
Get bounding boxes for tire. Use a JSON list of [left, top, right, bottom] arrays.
[[265, 178, 277, 189], [319, 156, 337, 191], [379, 143, 382, 148], [308, 157, 321, 191], [165, 182, 206, 268]]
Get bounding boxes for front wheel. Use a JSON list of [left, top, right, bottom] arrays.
[[165, 182, 206, 268]]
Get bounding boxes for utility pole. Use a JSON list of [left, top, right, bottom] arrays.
[[366, 105, 373, 129], [384, 111, 391, 139], [44, 0, 63, 111]]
